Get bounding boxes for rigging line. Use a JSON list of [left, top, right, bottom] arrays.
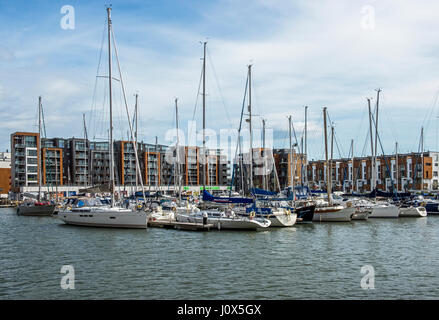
[[230, 74, 248, 195], [206, 47, 233, 130], [111, 26, 147, 199], [231, 74, 249, 193], [333, 130, 344, 159], [188, 63, 204, 145], [291, 120, 300, 154], [41, 103, 47, 139], [90, 21, 107, 140]]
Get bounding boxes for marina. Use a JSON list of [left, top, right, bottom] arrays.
[[2, 1, 439, 303]]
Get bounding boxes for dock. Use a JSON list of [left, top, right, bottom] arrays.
[[148, 219, 214, 231]]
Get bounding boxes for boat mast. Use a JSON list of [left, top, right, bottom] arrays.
[[351, 139, 354, 194], [107, 7, 115, 208], [155, 136, 158, 192], [323, 107, 333, 205], [202, 41, 207, 192], [83, 113, 88, 189], [248, 64, 253, 194], [421, 127, 424, 193], [330, 124, 334, 192], [262, 118, 266, 190], [134, 93, 138, 191], [304, 106, 308, 187], [38, 96, 42, 202], [288, 115, 294, 205], [395, 141, 398, 193], [374, 89, 381, 192], [367, 98, 375, 193], [175, 98, 182, 204]]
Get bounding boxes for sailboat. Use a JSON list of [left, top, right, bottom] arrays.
[[59, 7, 147, 228], [313, 107, 354, 222], [364, 92, 399, 218], [176, 43, 271, 230], [17, 96, 56, 216]]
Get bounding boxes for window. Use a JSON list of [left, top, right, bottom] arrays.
[[27, 158, 38, 164], [27, 149, 37, 157]]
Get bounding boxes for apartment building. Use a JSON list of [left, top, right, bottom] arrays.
[[10, 132, 39, 190], [10, 132, 229, 192], [0, 152, 11, 197], [307, 151, 439, 192]]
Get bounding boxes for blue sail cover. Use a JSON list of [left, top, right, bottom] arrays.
[[250, 188, 277, 196], [202, 190, 254, 204], [245, 206, 273, 214]]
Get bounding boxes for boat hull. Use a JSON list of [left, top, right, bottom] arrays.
[[17, 204, 56, 216], [176, 213, 270, 230], [295, 205, 315, 223], [267, 211, 297, 227], [398, 207, 427, 217], [313, 206, 354, 222], [58, 208, 148, 229], [425, 202, 439, 215], [369, 205, 399, 218]]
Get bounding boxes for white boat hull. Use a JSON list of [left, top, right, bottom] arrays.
[[369, 205, 399, 218], [267, 210, 297, 227], [313, 206, 354, 222], [59, 207, 148, 229], [398, 207, 427, 217], [176, 213, 271, 230]]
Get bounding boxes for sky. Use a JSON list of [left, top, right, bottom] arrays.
[[1, 0, 439, 161]]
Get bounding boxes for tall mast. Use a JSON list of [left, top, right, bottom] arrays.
[[304, 105, 308, 186], [368, 98, 375, 193], [175, 98, 181, 204], [107, 7, 115, 207], [351, 139, 354, 193], [248, 64, 253, 193], [301, 136, 304, 186], [288, 115, 294, 204], [82, 113, 88, 189], [155, 136, 158, 191], [374, 89, 381, 192], [202, 41, 207, 191], [395, 141, 398, 192], [421, 127, 424, 193], [323, 107, 332, 205], [262, 119, 266, 190], [330, 124, 334, 191], [38, 96, 42, 202], [134, 93, 138, 190]]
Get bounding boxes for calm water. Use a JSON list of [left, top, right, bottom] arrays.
[[1, 207, 438, 299]]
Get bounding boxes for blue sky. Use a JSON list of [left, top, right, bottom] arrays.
[[1, 0, 439, 161]]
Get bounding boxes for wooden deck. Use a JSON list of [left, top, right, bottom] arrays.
[[148, 219, 214, 231]]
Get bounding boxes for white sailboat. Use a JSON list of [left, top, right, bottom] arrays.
[[59, 7, 147, 229], [177, 44, 271, 230], [313, 107, 353, 222]]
